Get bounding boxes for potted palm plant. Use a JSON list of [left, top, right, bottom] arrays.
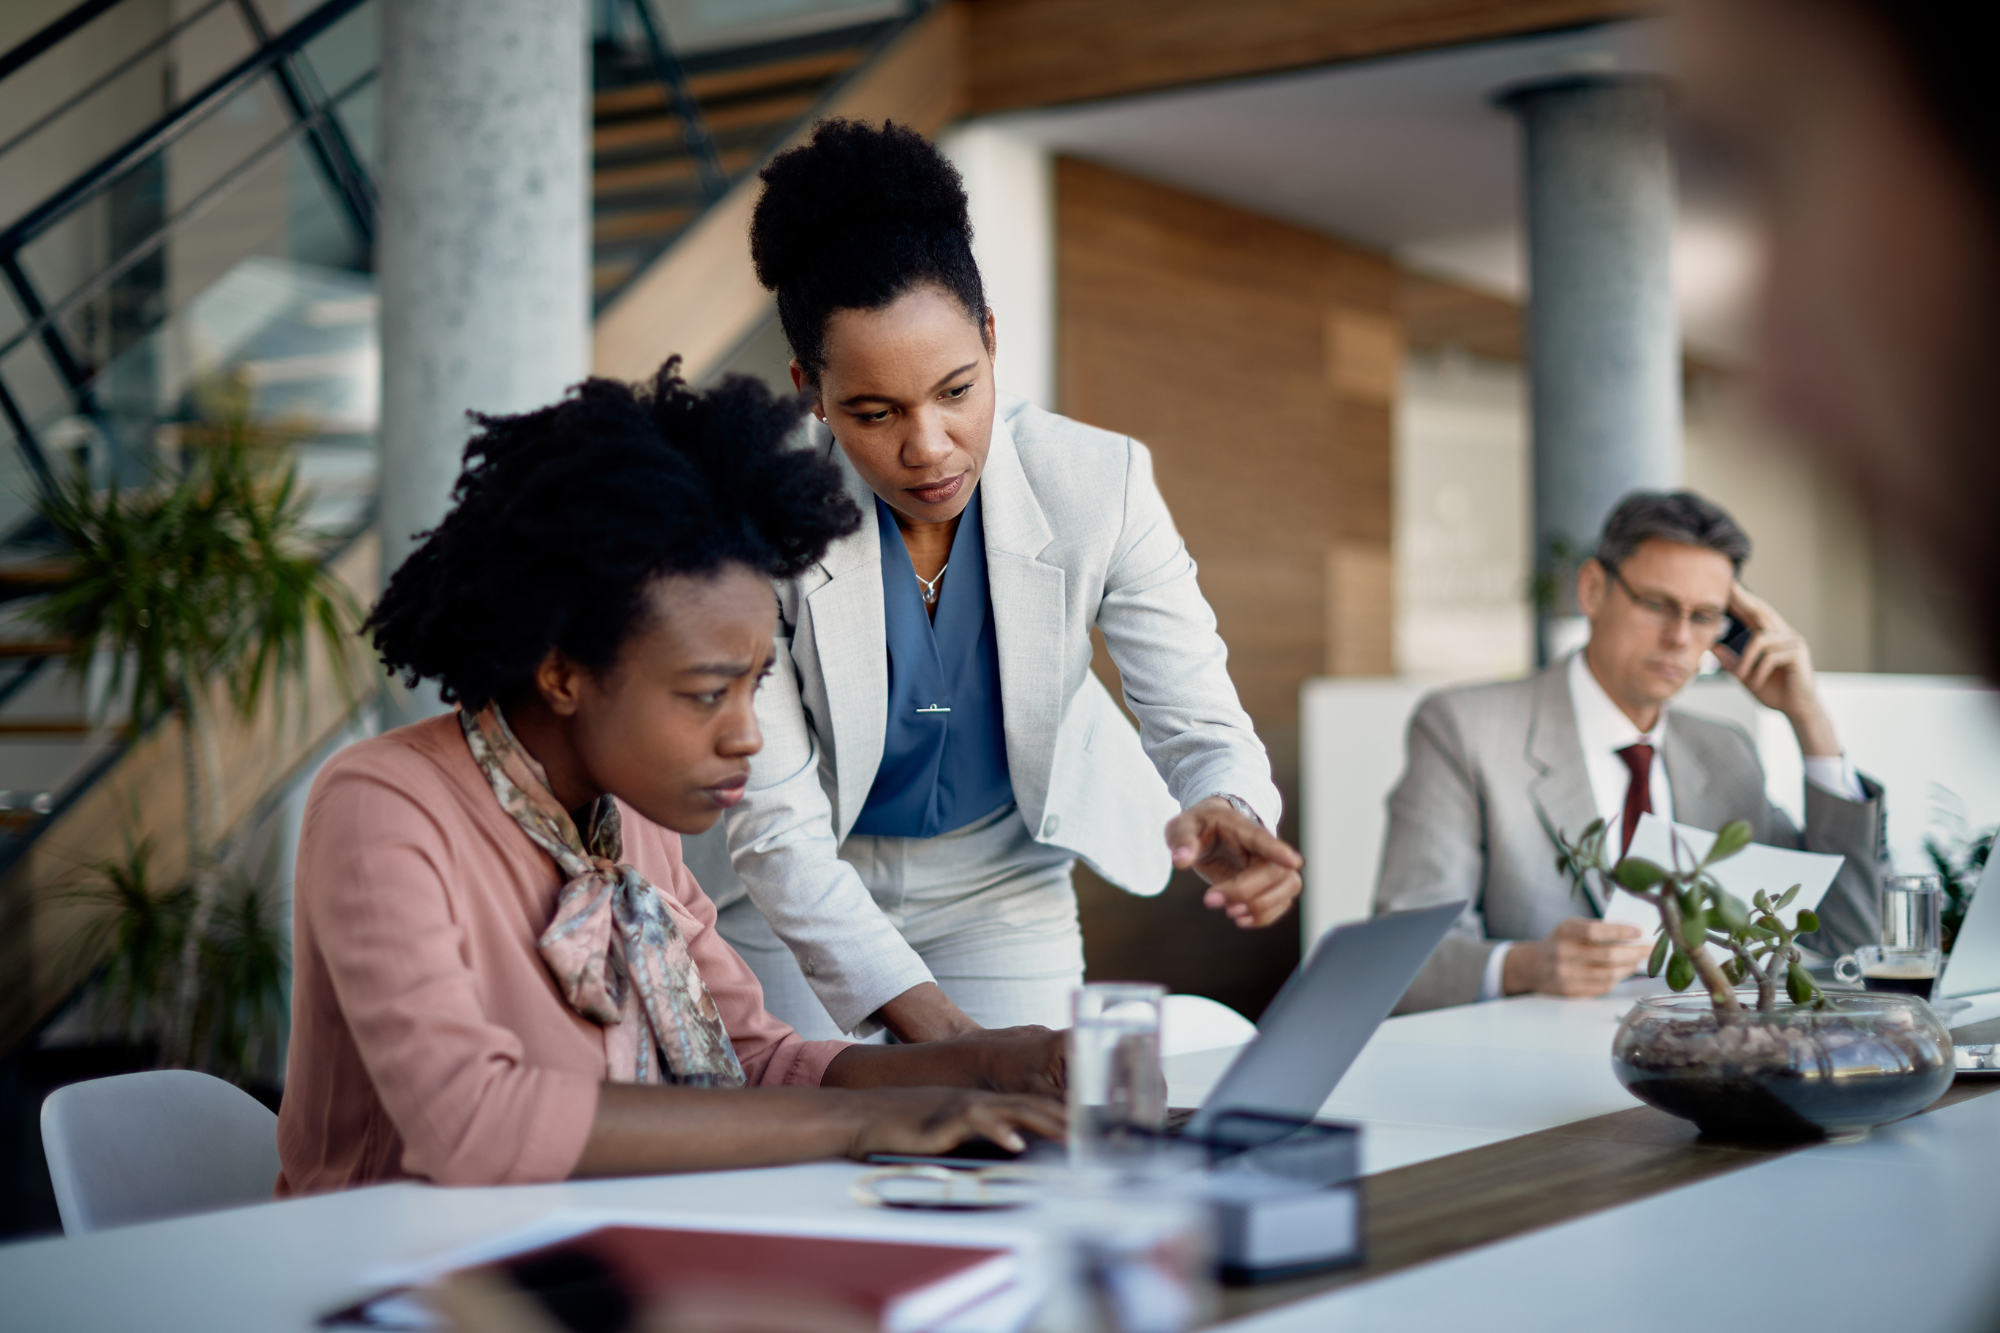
[[1923, 813, 1991, 954], [29, 379, 362, 1074], [54, 835, 290, 1088], [1558, 818, 1956, 1141]]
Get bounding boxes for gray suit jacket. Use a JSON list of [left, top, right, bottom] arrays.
[[1373, 659, 1886, 1013], [709, 395, 1281, 1031]]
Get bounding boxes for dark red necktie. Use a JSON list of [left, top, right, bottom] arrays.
[[1617, 742, 1654, 855]]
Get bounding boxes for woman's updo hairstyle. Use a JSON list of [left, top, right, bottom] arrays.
[[367, 359, 861, 711], [750, 118, 987, 382]]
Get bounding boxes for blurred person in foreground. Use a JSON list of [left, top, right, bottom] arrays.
[[277, 364, 1062, 1194], [1678, 0, 2000, 665], [1374, 491, 1883, 1014]]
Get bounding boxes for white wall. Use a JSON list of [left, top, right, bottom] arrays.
[[1396, 350, 1534, 680], [1682, 383, 1881, 672], [939, 124, 1055, 411], [1392, 341, 1987, 682], [1301, 670, 2000, 945], [1395, 354, 1900, 680]]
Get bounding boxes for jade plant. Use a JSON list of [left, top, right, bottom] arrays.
[[1556, 817, 1825, 1013]]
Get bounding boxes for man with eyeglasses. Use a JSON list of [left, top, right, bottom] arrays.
[[1373, 491, 1883, 1012]]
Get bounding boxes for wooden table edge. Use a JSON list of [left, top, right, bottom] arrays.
[[1214, 1077, 2000, 1322]]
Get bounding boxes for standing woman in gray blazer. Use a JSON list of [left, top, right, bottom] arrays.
[[701, 119, 1300, 1043]]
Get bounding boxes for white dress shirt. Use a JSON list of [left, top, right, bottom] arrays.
[[1478, 649, 1863, 1001], [1569, 647, 1674, 833]]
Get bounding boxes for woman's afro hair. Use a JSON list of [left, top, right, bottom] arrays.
[[749, 118, 986, 380], [366, 360, 861, 711]]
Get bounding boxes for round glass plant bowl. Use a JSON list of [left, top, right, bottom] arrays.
[[1612, 991, 1955, 1141]]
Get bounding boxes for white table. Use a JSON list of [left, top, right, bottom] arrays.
[[1233, 1084, 2000, 1332], [5, 986, 1997, 1333], [1168, 980, 1668, 1175]]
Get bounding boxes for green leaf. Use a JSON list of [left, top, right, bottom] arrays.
[[1614, 858, 1668, 891], [1795, 909, 1820, 935], [1647, 933, 1670, 978], [1753, 890, 1771, 911], [1682, 909, 1707, 939], [1711, 891, 1751, 933], [1787, 960, 1817, 1006], [1704, 820, 1754, 867], [1776, 885, 1800, 909], [1724, 957, 1746, 985], [1666, 950, 1696, 992]]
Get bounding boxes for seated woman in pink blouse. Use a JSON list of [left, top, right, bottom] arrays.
[[277, 362, 1064, 1193]]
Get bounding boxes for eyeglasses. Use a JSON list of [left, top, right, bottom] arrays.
[[1604, 563, 1729, 641]]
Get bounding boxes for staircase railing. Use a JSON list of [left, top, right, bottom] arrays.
[[0, 0, 378, 491], [0, 0, 387, 1035], [587, 5, 921, 313], [620, 0, 729, 203]]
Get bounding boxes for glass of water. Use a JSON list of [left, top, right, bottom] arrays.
[[1882, 874, 1945, 953], [1068, 982, 1167, 1167], [1031, 1150, 1215, 1333]]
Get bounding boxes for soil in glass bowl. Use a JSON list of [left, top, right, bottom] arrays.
[[1612, 991, 1955, 1140]]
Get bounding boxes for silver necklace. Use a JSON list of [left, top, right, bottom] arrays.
[[916, 563, 948, 606]]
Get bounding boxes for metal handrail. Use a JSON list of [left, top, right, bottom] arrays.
[[226, 0, 376, 246], [0, 0, 123, 84], [0, 0, 376, 495], [0, 0, 232, 167], [0, 67, 378, 377], [0, 0, 373, 257], [589, 12, 914, 313], [624, 0, 729, 202]]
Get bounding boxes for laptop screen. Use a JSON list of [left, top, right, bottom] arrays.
[[1942, 851, 2000, 998]]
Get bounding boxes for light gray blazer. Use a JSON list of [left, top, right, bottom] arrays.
[[709, 395, 1281, 1031], [1373, 659, 1886, 1013]]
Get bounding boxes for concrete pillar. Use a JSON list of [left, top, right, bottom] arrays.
[[1505, 76, 1679, 663], [377, 0, 590, 718], [941, 125, 1056, 411]]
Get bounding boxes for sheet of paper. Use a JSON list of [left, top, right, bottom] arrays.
[[1600, 812, 1844, 937]]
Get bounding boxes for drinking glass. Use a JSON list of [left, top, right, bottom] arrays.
[[1068, 982, 1166, 1167], [1030, 1147, 1215, 1333], [1882, 874, 1945, 952], [1835, 944, 1943, 999]]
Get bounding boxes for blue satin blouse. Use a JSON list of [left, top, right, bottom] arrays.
[[849, 490, 1013, 839]]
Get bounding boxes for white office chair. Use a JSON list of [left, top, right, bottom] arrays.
[[1160, 993, 1258, 1057], [40, 1069, 281, 1234]]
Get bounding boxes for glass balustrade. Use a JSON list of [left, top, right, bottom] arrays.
[[0, 0, 379, 857]]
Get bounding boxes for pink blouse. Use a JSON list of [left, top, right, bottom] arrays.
[[277, 714, 848, 1193]]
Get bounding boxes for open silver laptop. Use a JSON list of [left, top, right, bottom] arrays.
[[1941, 851, 2000, 998], [867, 901, 1463, 1165], [1183, 900, 1462, 1138]]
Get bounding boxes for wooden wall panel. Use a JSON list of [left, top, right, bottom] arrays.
[[967, 0, 1656, 114], [1058, 157, 1398, 1013]]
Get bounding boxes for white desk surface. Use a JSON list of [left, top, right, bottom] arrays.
[[6, 985, 1999, 1333], [1232, 1082, 2000, 1333], [1168, 979, 1681, 1176]]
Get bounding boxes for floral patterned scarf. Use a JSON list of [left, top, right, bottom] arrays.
[[461, 705, 745, 1087]]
